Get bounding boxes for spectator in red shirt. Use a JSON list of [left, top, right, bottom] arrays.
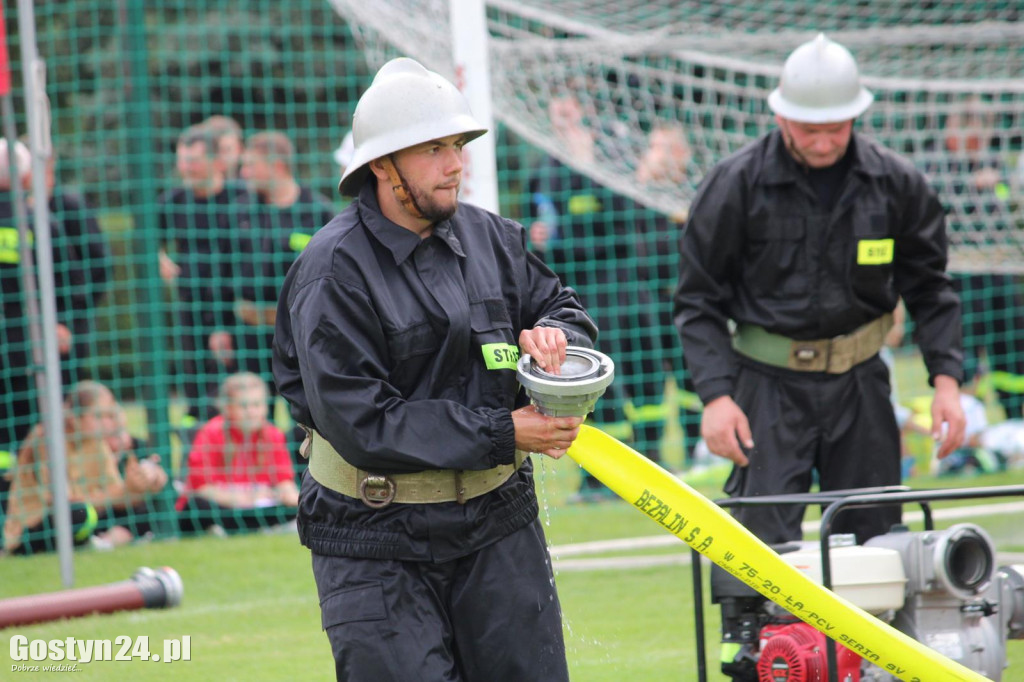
[[176, 372, 298, 535]]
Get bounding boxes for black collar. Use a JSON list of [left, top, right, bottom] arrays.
[[760, 129, 887, 187], [356, 182, 465, 265]]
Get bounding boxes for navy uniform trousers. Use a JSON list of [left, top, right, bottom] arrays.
[[311, 517, 569, 682], [724, 354, 903, 546]]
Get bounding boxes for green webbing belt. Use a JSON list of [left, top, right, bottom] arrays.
[[731, 324, 797, 368], [732, 314, 892, 374], [307, 430, 526, 505]]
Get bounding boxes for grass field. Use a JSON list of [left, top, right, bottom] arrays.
[[3, 462, 1023, 681], [3, 352, 1024, 681]]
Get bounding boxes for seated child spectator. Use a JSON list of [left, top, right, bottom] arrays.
[[92, 405, 169, 548], [176, 372, 298, 535], [979, 419, 1024, 470], [3, 381, 167, 556]]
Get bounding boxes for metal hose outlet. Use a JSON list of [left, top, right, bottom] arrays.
[[516, 346, 614, 417], [934, 524, 995, 599], [133, 566, 185, 609]]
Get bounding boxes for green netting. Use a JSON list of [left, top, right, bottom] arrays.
[[2, 1, 371, 554], [1, 1, 1023, 556]]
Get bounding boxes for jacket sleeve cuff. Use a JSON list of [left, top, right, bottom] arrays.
[[537, 323, 593, 350], [696, 377, 734, 406], [487, 408, 517, 466], [927, 364, 964, 387]]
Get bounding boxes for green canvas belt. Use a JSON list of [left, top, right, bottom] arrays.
[[732, 313, 894, 374], [306, 430, 526, 508]]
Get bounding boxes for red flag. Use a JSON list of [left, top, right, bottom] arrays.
[[0, 10, 11, 97]]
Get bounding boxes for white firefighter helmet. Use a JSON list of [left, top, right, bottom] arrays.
[[338, 57, 487, 197], [332, 130, 355, 171], [767, 33, 874, 124], [0, 139, 31, 186]]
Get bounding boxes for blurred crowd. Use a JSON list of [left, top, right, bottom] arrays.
[[1, 115, 343, 555]]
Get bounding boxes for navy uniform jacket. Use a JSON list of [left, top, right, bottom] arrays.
[[157, 184, 252, 332], [0, 198, 75, 371], [674, 130, 964, 405], [238, 186, 336, 305], [273, 182, 596, 560], [528, 156, 637, 293], [49, 189, 111, 313]]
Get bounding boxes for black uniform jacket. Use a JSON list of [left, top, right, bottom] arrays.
[[49, 189, 111, 312], [273, 182, 596, 560], [674, 130, 963, 405], [157, 184, 253, 331], [0, 198, 75, 370], [238, 186, 336, 304]]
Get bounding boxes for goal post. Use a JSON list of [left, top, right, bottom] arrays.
[[449, 0, 500, 213]]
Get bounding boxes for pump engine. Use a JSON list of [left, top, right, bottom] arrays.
[[713, 523, 1024, 682]]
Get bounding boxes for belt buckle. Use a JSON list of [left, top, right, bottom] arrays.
[[359, 474, 396, 508], [792, 345, 819, 367], [298, 425, 314, 459]]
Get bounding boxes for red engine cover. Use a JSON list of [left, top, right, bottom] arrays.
[[756, 622, 862, 682]]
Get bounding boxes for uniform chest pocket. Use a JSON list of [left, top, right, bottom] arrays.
[[851, 214, 894, 301], [470, 300, 516, 370], [854, 213, 894, 263], [385, 320, 441, 362], [746, 217, 808, 297]]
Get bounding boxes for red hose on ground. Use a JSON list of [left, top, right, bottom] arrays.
[[0, 567, 183, 629]]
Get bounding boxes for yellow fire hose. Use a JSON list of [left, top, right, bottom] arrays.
[[566, 424, 990, 682]]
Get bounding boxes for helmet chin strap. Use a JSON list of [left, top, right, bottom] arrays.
[[381, 155, 426, 220]]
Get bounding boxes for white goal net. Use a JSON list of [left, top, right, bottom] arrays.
[[329, 0, 1024, 274]]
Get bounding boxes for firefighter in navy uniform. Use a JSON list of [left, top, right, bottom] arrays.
[[0, 141, 78, 476], [42, 150, 113, 386], [0, 141, 92, 521], [235, 130, 335, 393], [273, 58, 596, 682], [158, 125, 254, 424], [673, 35, 967, 680]]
